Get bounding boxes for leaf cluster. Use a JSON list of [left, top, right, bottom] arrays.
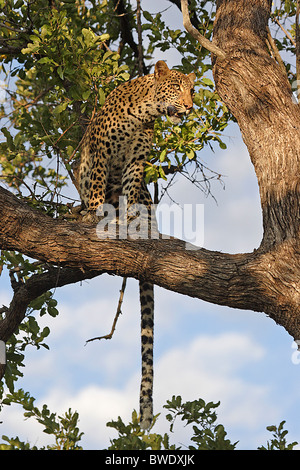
[[0, 251, 58, 394], [1, 0, 231, 214], [1, 389, 83, 449], [107, 397, 298, 451], [107, 411, 174, 450], [258, 421, 298, 451], [270, 0, 299, 82], [1, 392, 296, 450], [146, 76, 229, 190], [164, 395, 237, 450], [0, 295, 56, 394], [1, 1, 131, 211]]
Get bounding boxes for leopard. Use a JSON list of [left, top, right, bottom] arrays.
[[78, 60, 196, 429]]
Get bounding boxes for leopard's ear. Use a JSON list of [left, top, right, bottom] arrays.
[[188, 72, 196, 85], [154, 61, 170, 82]]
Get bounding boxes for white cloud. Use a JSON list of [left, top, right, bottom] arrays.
[[0, 331, 277, 449], [0, 287, 12, 309], [42, 384, 138, 449], [0, 80, 7, 104], [153, 333, 271, 419], [157, 128, 263, 253], [21, 282, 142, 389]]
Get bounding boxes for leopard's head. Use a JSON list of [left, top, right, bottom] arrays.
[[154, 60, 196, 124]]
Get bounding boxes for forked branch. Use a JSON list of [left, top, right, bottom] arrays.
[[180, 0, 226, 59]]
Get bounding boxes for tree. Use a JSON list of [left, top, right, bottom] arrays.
[[0, 0, 230, 382], [0, 0, 299, 444]]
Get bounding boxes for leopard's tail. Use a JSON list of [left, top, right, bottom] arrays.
[[139, 281, 154, 430]]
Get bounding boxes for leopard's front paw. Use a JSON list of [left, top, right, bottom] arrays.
[[81, 211, 99, 224]]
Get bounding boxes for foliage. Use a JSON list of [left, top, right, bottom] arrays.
[[163, 395, 237, 450], [1, 389, 83, 449], [0, 393, 297, 450], [108, 396, 237, 450], [0, 0, 230, 211], [0, 252, 58, 395], [258, 421, 298, 451], [270, 0, 299, 85]]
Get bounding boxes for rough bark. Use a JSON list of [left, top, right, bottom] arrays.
[[0, 0, 299, 379], [213, 0, 299, 241], [212, 0, 300, 328]]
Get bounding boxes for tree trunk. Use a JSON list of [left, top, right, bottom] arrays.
[[212, 0, 300, 336], [0, 0, 299, 372]]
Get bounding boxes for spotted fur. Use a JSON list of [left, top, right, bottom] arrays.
[[78, 61, 195, 429]]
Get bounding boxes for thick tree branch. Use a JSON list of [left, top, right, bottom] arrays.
[[266, 28, 286, 75], [112, 0, 148, 75], [0, 186, 299, 342], [136, 0, 144, 77], [180, 0, 226, 59]]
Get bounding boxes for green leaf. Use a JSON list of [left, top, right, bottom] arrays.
[[57, 66, 64, 80], [14, 0, 24, 8], [82, 28, 95, 47], [102, 50, 113, 62], [28, 316, 39, 335], [98, 88, 106, 106], [143, 11, 153, 22], [41, 326, 50, 338], [186, 148, 195, 160], [99, 33, 110, 42], [53, 102, 68, 115], [159, 148, 167, 162], [1, 127, 15, 150], [218, 141, 227, 150], [47, 306, 59, 317], [202, 77, 214, 88], [82, 89, 91, 101]]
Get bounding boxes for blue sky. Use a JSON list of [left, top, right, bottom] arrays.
[[1, 0, 300, 451]]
